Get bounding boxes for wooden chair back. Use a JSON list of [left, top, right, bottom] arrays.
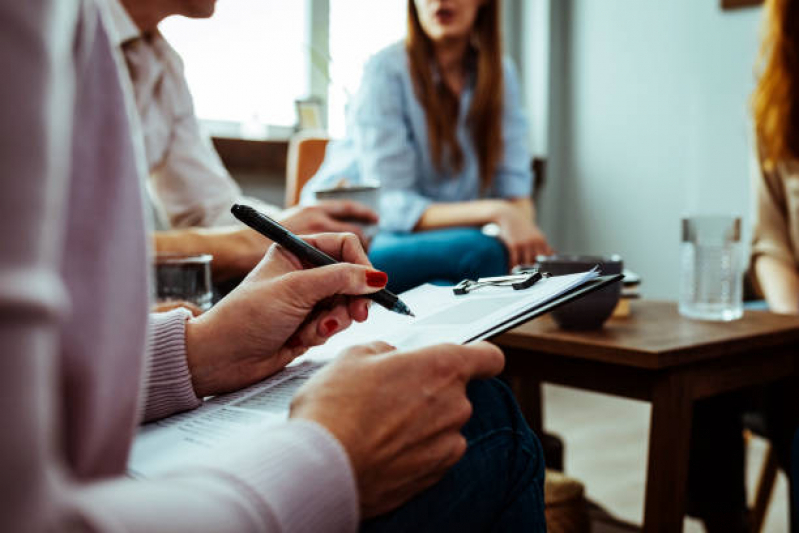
[[284, 132, 330, 207]]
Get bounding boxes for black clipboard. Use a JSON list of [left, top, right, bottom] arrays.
[[466, 273, 625, 343]]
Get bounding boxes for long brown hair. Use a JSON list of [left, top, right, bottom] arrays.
[[752, 0, 799, 170], [406, 0, 504, 190]]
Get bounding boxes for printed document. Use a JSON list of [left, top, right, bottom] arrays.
[[129, 269, 598, 477]]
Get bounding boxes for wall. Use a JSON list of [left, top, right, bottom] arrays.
[[542, 0, 762, 299]]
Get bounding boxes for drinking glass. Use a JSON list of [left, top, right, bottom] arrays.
[[679, 216, 743, 321], [154, 253, 213, 312]]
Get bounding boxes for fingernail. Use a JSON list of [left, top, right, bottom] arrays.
[[287, 336, 302, 348], [366, 270, 388, 287], [322, 318, 338, 336]]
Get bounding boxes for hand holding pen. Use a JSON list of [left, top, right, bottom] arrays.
[[231, 204, 415, 317], [186, 230, 402, 395]]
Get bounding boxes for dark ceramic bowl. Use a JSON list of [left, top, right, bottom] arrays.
[[536, 254, 623, 330]]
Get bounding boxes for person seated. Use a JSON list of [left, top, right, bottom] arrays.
[[686, 1, 799, 530], [0, 1, 547, 531], [106, 0, 378, 283], [301, 0, 552, 293]]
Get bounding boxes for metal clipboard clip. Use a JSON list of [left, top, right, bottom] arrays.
[[452, 269, 550, 295]]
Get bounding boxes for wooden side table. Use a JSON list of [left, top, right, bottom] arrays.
[[494, 301, 799, 533]]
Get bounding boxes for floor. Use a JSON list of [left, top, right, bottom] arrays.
[[543, 384, 790, 532]]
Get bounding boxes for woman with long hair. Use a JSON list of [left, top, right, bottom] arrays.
[[685, 2, 799, 531], [302, 0, 552, 293], [751, 0, 799, 314], [749, 0, 799, 529]]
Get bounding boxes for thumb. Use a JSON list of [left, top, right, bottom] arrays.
[[283, 264, 388, 308]]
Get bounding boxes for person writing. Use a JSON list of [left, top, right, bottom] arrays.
[[106, 0, 378, 282], [0, 1, 546, 531], [302, 0, 553, 293]]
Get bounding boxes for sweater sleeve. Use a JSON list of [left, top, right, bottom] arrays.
[[751, 150, 796, 267], [142, 309, 202, 422], [0, 3, 359, 532]]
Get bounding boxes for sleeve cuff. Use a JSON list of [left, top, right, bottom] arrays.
[[493, 169, 533, 199], [143, 309, 201, 422], [216, 419, 359, 533]]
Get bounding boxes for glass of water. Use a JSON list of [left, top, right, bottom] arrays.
[[679, 216, 743, 321], [154, 253, 214, 313]]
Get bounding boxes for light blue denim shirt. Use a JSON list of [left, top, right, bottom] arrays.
[[301, 42, 534, 233]]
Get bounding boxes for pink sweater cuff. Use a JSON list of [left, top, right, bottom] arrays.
[[217, 419, 360, 533], [143, 309, 201, 422]]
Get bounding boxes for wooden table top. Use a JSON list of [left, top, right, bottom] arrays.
[[494, 300, 799, 370]]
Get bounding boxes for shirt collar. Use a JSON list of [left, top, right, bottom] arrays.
[[104, 0, 142, 47]]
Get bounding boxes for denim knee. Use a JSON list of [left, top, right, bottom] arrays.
[[463, 378, 545, 475], [456, 234, 508, 280]]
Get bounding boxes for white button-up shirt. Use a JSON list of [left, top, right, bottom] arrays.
[[105, 0, 275, 229]]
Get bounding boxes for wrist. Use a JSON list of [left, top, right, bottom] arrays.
[[484, 200, 510, 225], [184, 314, 218, 397]]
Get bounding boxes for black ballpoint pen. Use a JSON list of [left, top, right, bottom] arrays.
[[231, 204, 415, 317]]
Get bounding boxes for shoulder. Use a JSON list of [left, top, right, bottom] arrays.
[[362, 41, 409, 80]]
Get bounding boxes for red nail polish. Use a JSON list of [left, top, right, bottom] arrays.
[[287, 336, 302, 348], [366, 270, 388, 287], [323, 318, 338, 336]]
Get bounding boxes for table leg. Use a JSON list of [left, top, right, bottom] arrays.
[[643, 373, 693, 533]]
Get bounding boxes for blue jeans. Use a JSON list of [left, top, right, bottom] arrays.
[[361, 378, 547, 532], [368, 228, 508, 294]]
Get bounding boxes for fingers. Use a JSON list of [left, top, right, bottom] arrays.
[[457, 341, 505, 379], [286, 304, 355, 352], [283, 262, 388, 310], [340, 341, 396, 358], [508, 236, 553, 268], [317, 199, 379, 224], [347, 297, 371, 322], [300, 232, 371, 267], [314, 219, 368, 245], [521, 241, 537, 267], [424, 341, 504, 381], [395, 341, 505, 383], [505, 242, 520, 269], [314, 304, 353, 338]]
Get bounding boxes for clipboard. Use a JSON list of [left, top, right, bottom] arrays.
[[467, 273, 625, 343]]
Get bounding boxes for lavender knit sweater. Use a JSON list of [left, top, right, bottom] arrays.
[[0, 2, 357, 531]]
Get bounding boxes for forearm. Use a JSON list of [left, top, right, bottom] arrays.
[[415, 199, 512, 230], [415, 197, 538, 231], [154, 227, 265, 282], [754, 255, 799, 314]]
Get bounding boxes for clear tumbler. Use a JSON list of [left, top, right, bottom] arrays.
[[679, 216, 743, 321], [154, 253, 214, 312]]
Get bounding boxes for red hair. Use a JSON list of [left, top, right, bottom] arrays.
[[752, 0, 799, 169]]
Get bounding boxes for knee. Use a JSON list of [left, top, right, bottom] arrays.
[[457, 234, 508, 279], [463, 378, 545, 472]]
